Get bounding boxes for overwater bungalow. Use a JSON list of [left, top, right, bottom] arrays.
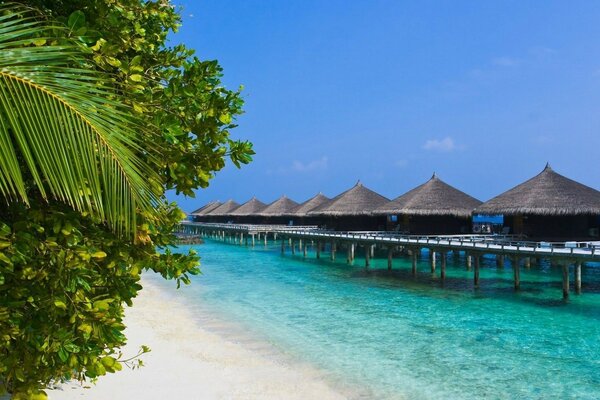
[[228, 197, 268, 224], [256, 195, 299, 225], [190, 201, 221, 222], [374, 174, 481, 234], [474, 164, 600, 240], [291, 193, 331, 226], [308, 182, 389, 230], [204, 199, 240, 223]]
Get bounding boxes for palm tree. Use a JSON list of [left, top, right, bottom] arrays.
[[0, 4, 162, 236]]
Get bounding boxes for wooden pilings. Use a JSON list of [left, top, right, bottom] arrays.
[[387, 246, 393, 270], [440, 251, 447, 281], [347, 243, 355, 264], [575, 262, 582, 294], [473, 254, 480, 287], [316, 241, 321, 259], [562, 264, 569, 300], [430, 250, 436, 273], [512, 256, 520, 290], [365, 245, 370, 268], [411, 251, 417, 275]]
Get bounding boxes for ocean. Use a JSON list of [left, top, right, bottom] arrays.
[[151, 239, 600, 399]]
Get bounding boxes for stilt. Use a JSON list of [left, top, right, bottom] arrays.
[[303, 242, 308, 258], [316, 242, 321, 259], [575, 262, 582, 294], [370, 244, 375, 258], [474, 255, 480, 287], [347, 244, 353, 264], [512, 256, 520, 290], [524, 257, 531, 268], [411, 251, 417, 275], [280, 239, 285, 254], [244, 234, 248, 246], [387, 247, 393, 270], [466, 254, 472, 270], [291, 240, 296, 255], [562, 264, 569, 300], [330, 241, 336, 261], [252, 234, 255, 247], [351, 243, 355, 262], [496, 254, 504, 267], [264, 233, 268, 246], [441, 252, 447, 281], [430, 250, 436, 273], [365, 245, 370, 268]]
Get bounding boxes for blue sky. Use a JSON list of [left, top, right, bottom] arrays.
[[169, 1, 600, 212]]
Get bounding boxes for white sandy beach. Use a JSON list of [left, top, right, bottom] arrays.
[[48, 279, 349, 400]]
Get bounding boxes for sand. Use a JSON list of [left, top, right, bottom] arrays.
[[47, 279, 349, 400]]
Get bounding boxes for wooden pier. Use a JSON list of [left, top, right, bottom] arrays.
[[179, 222, 600, 299]]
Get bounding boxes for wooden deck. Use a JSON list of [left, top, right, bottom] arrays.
[[179, 222, 600, 299]]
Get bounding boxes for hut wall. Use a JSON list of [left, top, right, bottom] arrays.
[[504, 214, 600, 240], [323, 216, 387, 231], [386, 215, 471, 235]]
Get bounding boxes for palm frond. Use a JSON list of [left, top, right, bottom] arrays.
[[0, 5, 162, 236]]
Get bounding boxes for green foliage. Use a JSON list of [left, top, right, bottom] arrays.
[[0, 5, 162, 236], [0, 1, 253, 398]]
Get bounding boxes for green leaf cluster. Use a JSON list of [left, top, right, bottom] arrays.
[[0, 1, 252, 398]]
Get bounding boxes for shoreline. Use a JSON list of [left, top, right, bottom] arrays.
[[48, 276, 354, 400]]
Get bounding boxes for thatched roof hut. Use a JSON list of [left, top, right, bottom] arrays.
[[258, 196, 299, 217], [206, 199, 240, 216], [474, 164, 600, 216], [190, 201, 221, 216], [292, 193, 330, 216], [229, 197, 267, 216], [374, 174, 481, 217], [309, 181, 390, 216]]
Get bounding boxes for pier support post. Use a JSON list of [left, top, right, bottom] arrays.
[[365, 245, 370, 268], [411, 251, 417, 275], [330, 241, 336, 261], [466, 254, 472, 270], [512, 256, 520, 290], [387, 247, 393, 270], [474, 254, 480, 287], [347, 244, 353, 264], [524, 257, 531, 268], [351, 243, 356, 262], [430, 250, 436, 273], [562, 264, 570, 300], [441, 252, 447, 281], [575, 262, 582, 294], [316, 242, 321, 259], [291, 240, 296, 255], [281, 238, 285, 254], [370, 244, 375, 258], [303, 242, 308, 258], [252, 235, 255, 247], [264, 233, 268, 246], [496, 254, 505, 267]]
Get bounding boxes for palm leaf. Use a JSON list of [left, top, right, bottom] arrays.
[[0, 5, 162, 236]]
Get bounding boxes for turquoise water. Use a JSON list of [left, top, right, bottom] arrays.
[[153, 240, 600, 399]]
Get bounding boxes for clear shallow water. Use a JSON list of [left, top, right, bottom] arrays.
[[153, 240, 600, 399]]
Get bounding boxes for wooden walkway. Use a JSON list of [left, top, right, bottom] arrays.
[[179, 222, 600, 299]]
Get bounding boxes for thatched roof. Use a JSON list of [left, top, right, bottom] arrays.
[[206, 199, 240, 216], [474, 164, 600, 216], [258, 196, 299, 216], [228, 197, 267, 216], [292, 193, 331, 216], [309, 181, 390, 216], [190, 201, 221, 216], [374, 174, 481, 217]]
